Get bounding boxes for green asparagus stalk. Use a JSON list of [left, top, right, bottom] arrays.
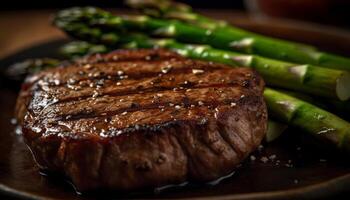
[[54, 7, 350, 71], [54, 17, 350, 101], [264, 88, 350, 152], [279, 89, 350, 119]]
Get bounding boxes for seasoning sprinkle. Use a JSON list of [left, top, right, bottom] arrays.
[[83, 64, 92, 69], [260, 156, 269, 163], [192, 69, 204, 74], [92, 91, 100, 98], [250, 155, 256, 161], [161, 65, 172, 73], [117, 70, 124, 76], [269, 155, 276, 160]]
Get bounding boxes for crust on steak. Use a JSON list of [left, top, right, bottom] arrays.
[[16, 49, 267, 191]]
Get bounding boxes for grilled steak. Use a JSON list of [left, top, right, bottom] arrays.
[[15, 49, 267, 191]]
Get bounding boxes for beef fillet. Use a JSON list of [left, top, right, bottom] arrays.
[[15, 49, 268, 191]]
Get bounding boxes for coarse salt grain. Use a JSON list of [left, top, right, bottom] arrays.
[[250, 155, 256, 161], [192, 69, 204, 74], [260, 156, 269, 163]]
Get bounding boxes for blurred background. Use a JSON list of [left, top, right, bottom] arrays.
[[2, 0, 243, 10], [1, 0, 350, 59], [2, 0, 350, 26]]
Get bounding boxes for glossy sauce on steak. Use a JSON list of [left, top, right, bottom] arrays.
[[15, 49, 268, 191]]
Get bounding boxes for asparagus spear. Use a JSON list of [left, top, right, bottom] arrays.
[[279, 89, 350, 119], [54, 7, 350, 71], [54, 17, 350, 101], [264, 88, 350, 152]]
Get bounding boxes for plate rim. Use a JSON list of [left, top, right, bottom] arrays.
[[1, 174, 350, 200]]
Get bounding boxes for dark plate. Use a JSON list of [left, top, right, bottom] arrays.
[[1, 15, 350, 200]]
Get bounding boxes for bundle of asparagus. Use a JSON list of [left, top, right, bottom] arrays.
[[17, 1, 350, 152], [56, 4, 350, 71]]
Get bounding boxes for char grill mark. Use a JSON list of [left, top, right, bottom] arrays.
[[52, 95, 250, 122], [42, 84, 257, 124], [40, 82, 241, 111], [31, 68, 258, 111], [33, 58, 222, 87], [36, 68, 235, 104], [33, 68, 259, 123], [42, 60, 221, 87], [21, 49, 185, 89]]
